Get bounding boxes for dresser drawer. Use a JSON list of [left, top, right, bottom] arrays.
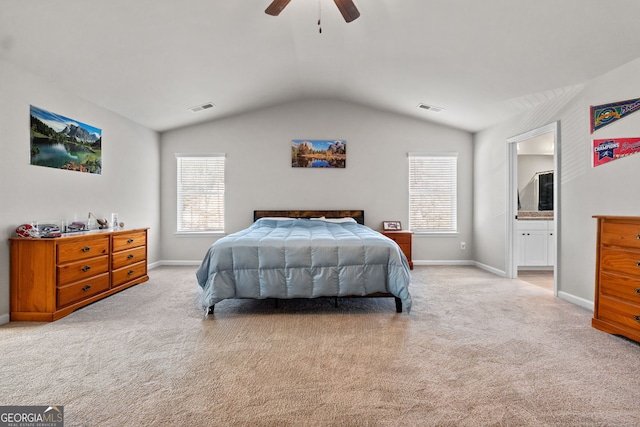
[[598, 295, 640, 333], [600, 247, 640, 277], [112, 246, 146, 270], [601, 222, 640, 250], [112, 232, 146, 252], [57, 237, 109, 264], [57, 273, 110, 307], [112, 261, 147, 287], [599, 271, 640, 304], [57, 255, 109, 286]]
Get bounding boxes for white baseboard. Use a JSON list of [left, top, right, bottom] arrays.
[[558, 291, 594, 311], [413, 260, 507, 278], [0, 313, 9, 325], [472, 261, 507, 277], [413, 260, 475, 266], [150, 260, 201, 269], [517, 266, 554, 271]]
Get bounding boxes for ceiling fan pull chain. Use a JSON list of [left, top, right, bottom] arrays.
[[318, 0, 322, 33]]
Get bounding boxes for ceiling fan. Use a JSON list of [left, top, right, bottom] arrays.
[[265, 0, 360, 23]]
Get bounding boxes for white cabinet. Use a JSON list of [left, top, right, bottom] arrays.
[[517, 220, 554, 267], [547, 226, 555, 266]]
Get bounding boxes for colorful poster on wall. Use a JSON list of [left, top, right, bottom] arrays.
[[593, 137, 640, 167], [590, 98, 640, 133], [291, 140, 346, 168], [30, 105, 102, 174]]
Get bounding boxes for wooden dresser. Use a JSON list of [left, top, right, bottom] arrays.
[[10, 228, 149, 322], [381, 230, 413, 269], [592, 216, 640, 342]]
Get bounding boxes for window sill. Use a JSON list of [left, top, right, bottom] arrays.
[[175, 231, 226, 237], [412, 232, 459, 237]]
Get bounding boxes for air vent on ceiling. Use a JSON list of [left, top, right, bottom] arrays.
[[417, 103, 444, 113], [189, 102, 215, 113]]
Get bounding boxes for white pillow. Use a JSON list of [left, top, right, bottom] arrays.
[[258, 217, 297, 221], [312, 217, 357, 223]]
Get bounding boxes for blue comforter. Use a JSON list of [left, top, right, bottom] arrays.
[[196, 218, 412, 312]]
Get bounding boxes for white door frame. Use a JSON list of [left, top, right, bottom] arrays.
[[506, 121, 559, 296]]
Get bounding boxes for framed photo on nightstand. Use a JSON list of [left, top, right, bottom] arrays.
[[382, 221, 402, 231]]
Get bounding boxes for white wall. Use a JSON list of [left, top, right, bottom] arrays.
[[0, 59, 161, 324], [474, 57, 640, 305], [160, 99, 473, 263]]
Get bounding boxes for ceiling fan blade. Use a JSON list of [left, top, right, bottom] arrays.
[[333, 0, 360, 22], [265, 0, 293, 16]]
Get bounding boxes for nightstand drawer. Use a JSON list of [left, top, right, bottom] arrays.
[[384, 233, 411, 245], [380, 231, 413, 269]]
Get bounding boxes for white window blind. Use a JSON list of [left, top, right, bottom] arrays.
[[176, 154, 225, 233], [408, 153, 457, 233]]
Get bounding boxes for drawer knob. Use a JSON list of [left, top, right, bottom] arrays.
[[635, 288, 640, 295], [127, 238, 134, 244], [637, 234, 640, 239], [127, 269, 135, 275], [82, 246, 91, 252], [634, 315, 640, 323], [637, 261, 640, 268], [81, 265, 91, 272], [127, 254, 134, 260], [82, 285, 92, 292]]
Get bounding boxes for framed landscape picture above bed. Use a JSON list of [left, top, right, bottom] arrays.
[[291, 139, 346, 168]]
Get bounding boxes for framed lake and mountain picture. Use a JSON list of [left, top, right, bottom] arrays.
[[291, 139, 346, 168], [30, 105, 102, 174]]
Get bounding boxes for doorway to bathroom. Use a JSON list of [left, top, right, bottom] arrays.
[[506, 122, 559, 295]]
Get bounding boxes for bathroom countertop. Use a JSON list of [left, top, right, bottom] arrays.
[[518, 211, 554, 220]]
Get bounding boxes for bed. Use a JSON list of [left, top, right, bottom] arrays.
[[195, 210, 412, 314]]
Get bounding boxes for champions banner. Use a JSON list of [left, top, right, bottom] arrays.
[[593, 137, 640, 167], [590, 98, 640, 133]]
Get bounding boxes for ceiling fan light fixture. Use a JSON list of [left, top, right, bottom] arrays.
[[417, 103, 444, 113], [189, 102, 215, 113], [265, 0, 292, 16], [265, 0, 360, 23]]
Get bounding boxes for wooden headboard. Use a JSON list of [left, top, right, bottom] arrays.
[[253, 210, 365, 225]]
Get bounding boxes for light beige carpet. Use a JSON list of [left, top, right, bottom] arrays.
[[1, 265, 639, 426]]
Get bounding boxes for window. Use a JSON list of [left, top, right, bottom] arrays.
[[408, 153, 457, 233], [176, 154, 225, 233]]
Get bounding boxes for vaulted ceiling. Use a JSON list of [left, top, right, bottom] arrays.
[[2, 1, 640, 133]]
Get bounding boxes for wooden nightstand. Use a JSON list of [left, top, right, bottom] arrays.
[[381, 230, 413, 269]]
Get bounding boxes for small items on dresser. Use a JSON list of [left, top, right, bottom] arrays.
[[592, 216, 640, 343]]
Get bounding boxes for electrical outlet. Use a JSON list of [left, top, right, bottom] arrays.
[[460, 242, 466, 250]]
